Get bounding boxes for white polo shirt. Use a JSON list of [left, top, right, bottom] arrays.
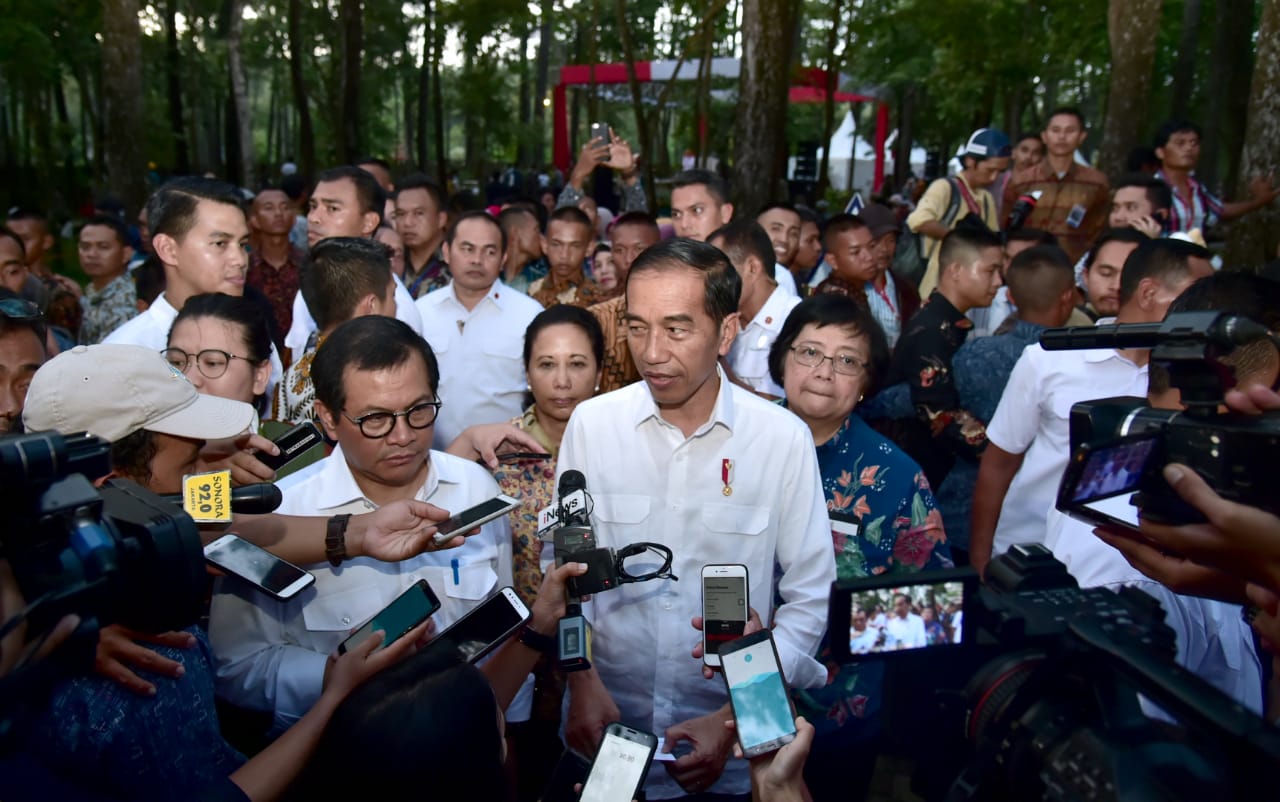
[[416, 280, 543, 449], [284, 274, 423, 362], [557, 368, 834, 799], [727, 284, 800, 397], [986, 341, 1148, 557], [103, 291, 284, 406], [208, 446, 515, 730]]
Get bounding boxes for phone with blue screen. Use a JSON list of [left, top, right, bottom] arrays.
[[338, 579, 440, 654], [719, 630, 797, 758]]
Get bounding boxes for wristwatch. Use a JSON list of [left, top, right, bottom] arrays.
[[518, 624, 556, 653], [326, 513, 352, 567]]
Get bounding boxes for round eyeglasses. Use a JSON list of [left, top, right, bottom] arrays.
[[161, 347, 255, 379], [344, 400, 442, 438], [790, 345, 869, 376]]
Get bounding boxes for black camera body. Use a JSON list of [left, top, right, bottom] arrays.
[[552, 525, 619, 597]]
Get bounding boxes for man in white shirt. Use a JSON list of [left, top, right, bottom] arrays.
[[283, 166, 423, 361], [209, 315, 516, 730], [970, 238, 1215, 575], [884, 594, 927, 649], [558, 238, 836, 799], [711, 220, 800, 398], [416, 211, 544, 447], [103, 177, 285, 396], [756, 202, 803, 299], [849, 608, 880, 655]]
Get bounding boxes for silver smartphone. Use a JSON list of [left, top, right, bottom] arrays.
[[720, 630, 797, 758], [579, 722, 658, 802], [204, 534, 315, 600], [433, 494, 521, 544]]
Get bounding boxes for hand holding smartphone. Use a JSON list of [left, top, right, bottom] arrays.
[[256, 421, 324, 471], [590, 122, 611, 163], [701, 564, 749, 667], [339, 578, 441, 655], [418, 586, 530, 664], [578, 722, 657, 802], [432, 494, 521, 545], [720, 630, 797, 758]]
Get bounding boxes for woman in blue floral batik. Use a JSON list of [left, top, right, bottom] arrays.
[[768, 293, 952, 801]]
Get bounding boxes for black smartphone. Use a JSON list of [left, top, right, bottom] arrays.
[[1056, 432, 1162, 533], [828, 568, 976, 662], [579, 722, 658, 802], [720, 630, 796, 759], [419, 587, 530, 664], [590, 122, 610, 163], [338, 579, 441, 654], [432, 494, 521, 544], [257, 421, 324, 471], [204, 534, 315, 600]]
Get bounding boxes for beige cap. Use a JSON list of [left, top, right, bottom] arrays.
[[23, 344, 256, 443]]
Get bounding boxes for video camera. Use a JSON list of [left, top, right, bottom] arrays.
[[542, 471, 675, 671], [829, 545, 1280, 800], [1041, 310, 1280, 528], [0, 431, 206, 736]]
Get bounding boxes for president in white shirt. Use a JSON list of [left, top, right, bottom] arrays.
[[209, 315, 515, 730], [557, 239, 835, 799], [884, 594, 927, 649], [416, 211, 544, 447]]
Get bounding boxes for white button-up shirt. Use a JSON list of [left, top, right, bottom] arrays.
[[208, 446, 515, 729], [774, 262, 799, 298], [556, 369, 835, 799], [284, 273, 424, 361], [986, 341, 1147, 556], [416, 280, 543, 448], [885, 612, 927, 649], [104, 291, 284, 405], [728, 284, 800, 397]]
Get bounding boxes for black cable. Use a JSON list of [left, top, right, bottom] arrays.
[[614, 542, 678, 583]]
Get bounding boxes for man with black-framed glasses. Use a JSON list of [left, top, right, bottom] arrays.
[[0, 293, 48, 432], [209, 314, 524, 733]]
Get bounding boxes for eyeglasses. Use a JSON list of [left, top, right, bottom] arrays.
[[0, 298, 47, 340], [344, 400, 442, 438], [161, 347, 254, 379], [790, 345, 869, 376]]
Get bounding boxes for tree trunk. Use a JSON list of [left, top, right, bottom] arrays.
[[894, 85, 916, 188], [1096, 0, 1164, 177], [101, 0, 146, 215], [1224, 0, 1280, 267], [228, 0, 256, 187], [165, 0, 190, 174], [517, 27, 531, 167], [731, 0, 800, 213], [613, 0, 656, 208], [815, 0, 842, 198], [1169, 0, 1202, 120], [416, 9, 430, 169], [534, 0, 553, 168], [339, 0, 363, 163], [1201, 0, 1254, 192], [288, 0, 316, 177], [431, 14, 446, 184]]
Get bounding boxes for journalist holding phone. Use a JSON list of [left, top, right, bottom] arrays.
[[556, 239, 837, 799]]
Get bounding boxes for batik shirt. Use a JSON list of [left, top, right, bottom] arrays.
[[246, 246, 304, 341], [79, 273, 138, 345], [792, 411, 951, 740]]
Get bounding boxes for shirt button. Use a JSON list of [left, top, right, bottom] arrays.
[[342, 616, 351, 625], [663, 602, 673, 610]]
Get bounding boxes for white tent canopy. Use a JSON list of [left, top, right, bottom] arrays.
[[789, 111, 926, 196]]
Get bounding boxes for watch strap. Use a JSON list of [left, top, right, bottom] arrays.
[[326, 513, 352, 567], [518, 625, 556, 654]]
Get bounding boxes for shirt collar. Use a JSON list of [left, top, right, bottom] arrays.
[[629, 364, 735, 436], [923, 290, 965, 324], [1006, 318, 1047, 343], [437, 278, 513, 312], [1079, 318, 1140, 364], [149, 293, 178, 326], [750, 284, 793, 333], [311, 443, 455, 510]]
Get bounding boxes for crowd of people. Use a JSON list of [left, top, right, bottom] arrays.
[[1, 106, 1279, 802]]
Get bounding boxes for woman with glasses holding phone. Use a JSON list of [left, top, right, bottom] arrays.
[[766, 294, 951, 801]]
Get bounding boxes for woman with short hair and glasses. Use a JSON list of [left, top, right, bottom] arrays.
[[767, 293, 951, 801]]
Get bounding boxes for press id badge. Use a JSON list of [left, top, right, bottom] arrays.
[[1066, 203, 1087, 229]]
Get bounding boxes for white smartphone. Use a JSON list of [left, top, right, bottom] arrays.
[[720, 630, 797, 758], [579, 722, 658, 802], [420, 586, 530, 664], [204, 534, 315, 600], [433, 494, 521, 544], [701, 564, 749, 667]]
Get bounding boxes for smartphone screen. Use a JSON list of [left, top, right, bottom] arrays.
[[721, 635, 795, 755], [423, 588, 529, 663], [579, 727, 655, 802], [205, 535, 312, 597], [703, 573, 747, 657], [341, 580, 440, 654], [435, 497, 518, 536]]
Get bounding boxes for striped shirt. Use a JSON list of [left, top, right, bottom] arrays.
[[1155, 169, 1223, 233]]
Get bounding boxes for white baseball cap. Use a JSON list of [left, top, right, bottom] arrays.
[[23, 344, 256, 443]]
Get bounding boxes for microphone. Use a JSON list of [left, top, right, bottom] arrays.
[[554, 469, 594, 671], [1007, 190, 1042, 232], [1039, 312, 1276, 353], [161, 483, 283, 515]]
